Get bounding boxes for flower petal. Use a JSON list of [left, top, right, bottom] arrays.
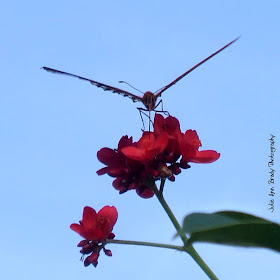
[[97, 148, 119, 165], [153, 132, 168, 152], [182, 130, 201, 149], [154, 114, 181, 136], [96, 167, 109, 175], [189, 150, 221, 163], [82, 206, 97, 229], [70, 223, 83, 235], [136, 185, 154, 198], [122, 146, 146, 161], [118, 135, 133, 150], [98, 206, 118, 228]]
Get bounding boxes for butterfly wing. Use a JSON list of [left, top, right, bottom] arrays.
[[42, 67, 143, 103], [155, 37, 239, 98]]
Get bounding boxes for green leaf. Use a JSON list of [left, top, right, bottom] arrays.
[[181, 211, 280, 252]]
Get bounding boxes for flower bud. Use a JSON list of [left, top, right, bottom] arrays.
[[107, 233, 115, 239], [77, 240, 89, 247], [84, 252, 99, 267], [168, 174, 176, 182], [80, 243, 95, 254], [103, 248, 112, 256], [158, 165, 172, 178]]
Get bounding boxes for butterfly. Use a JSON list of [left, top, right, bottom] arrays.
[[43, 37, 238, 112]]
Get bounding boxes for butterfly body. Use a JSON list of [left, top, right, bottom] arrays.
[[43, 37, 239, 111], [141, 91, 158, 111]]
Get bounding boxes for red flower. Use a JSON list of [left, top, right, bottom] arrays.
[[97, 114, 220, 198], [71, 206, 118, 242], [154, 114, 181, 135], [97, 136, 154, 198], [180, 130, 220, 164], [122, 132, 168, 161], [154, 114, 182, 163], [97, 136, 133, 177], [70, 206, 118, 267]]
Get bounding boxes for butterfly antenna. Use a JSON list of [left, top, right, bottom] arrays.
[[154, 86, 165, 94], [119, 81, 144, 94]]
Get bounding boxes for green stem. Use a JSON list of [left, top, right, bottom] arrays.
[[159, 178, 165, 194], [106, 239, 185, 251], [150, 181, 219, 280]]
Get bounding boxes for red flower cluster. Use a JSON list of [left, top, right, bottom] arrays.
[[70, 206, 118, 267], [97, 114, 220, 198]]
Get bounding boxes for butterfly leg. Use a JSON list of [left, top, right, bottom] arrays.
[[137, 107, 147, 131], [137, 107, 154, 131], [153, 100, 169, 116]]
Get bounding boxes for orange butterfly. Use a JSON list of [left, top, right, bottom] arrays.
[[43, 37, 238, 112]]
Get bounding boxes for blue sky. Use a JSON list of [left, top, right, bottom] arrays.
[[1, 1, 280, 279]]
